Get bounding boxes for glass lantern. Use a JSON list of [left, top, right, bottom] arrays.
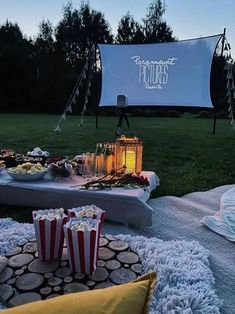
[[115, 136, 143, 173]]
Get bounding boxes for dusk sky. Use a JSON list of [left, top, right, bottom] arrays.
[[0, 0, 234, 57]]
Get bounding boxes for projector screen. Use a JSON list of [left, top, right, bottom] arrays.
[[98, 35, 221, 108]]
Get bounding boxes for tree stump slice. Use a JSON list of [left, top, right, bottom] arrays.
[[110, 268, 136, 285], [98, 247, 115, 260], [28, 259, 59, 274], [6, 247, 22, 257], [21, 265, 28, 270], [0, 256, 8, 274], [131, 264, 142, 274], [53, 286, 61, 292], [55, 267, 72, 278], [23, 242, 37, 254], [44, 272, 53, 279], [97, 260, 105, 267], [15, 273, 44, 291], [94, 281, 115, 289], [99, 238, 108, 247], [0, 267, 13, 283], [86, 280, 96, 287], [108, 241, 129, 251], [46, 294, 60, 300], [15, 269, 24, 276], [0, 284, 14, 302], [74, 273, 85, 280], [48, 277, 63, 287], [63, 282, 89, 294], [105, 260, 121, 270], [117, 252, 139, 264], [63, 276, 73, 283], [8, 292, 41, 307], [88, 267, 109, 282], [105, 234, 118, 241], [8, 253, 34, 268], [40, 286, 52, 296], [7, 278, 16, 285]]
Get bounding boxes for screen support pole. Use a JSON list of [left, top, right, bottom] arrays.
[[213, 28, 226, 134]]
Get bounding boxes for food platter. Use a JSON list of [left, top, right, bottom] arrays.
[[7, 169, 47, 181]]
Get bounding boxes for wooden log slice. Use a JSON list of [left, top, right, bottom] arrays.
[[23, 242, 37, 254], [28, 259, 59, 274], [86, 280, 95, 287], [44, 272, 53, 279], [94, 281, 115, 289], [53, 286, 61, 292], [8, 292, 41, 307], [15, 269, 24, 276], [97, 260, 105, 267], [21, 265, 28, 270], [63, 276, 73, 283], [88, 267, 109, 282], [8, 253, 34, 268], [108, 241, 129, 252], [105, 260, 121, 271], [63, 282, 89, 294], [131, 264, 142, 274], [46, 294, 60, 300], [7, 278, 16, 285], [61, 248, 69, 261], [99, 238, 108, 247], [0, 256, 8, 274], [0, 284, 14, 302], [74, 273, 85, 280], [0, 267, 13, 283], [98, 247, 115, 261], [48, 277, 63, 287], [15, 273, 44, 291], [55, 267, 72, 278], [105, 234, 118, 241], [110, 268, 136, 285], [117, 252, 139, 264], [5, 247, 22, 257], [40, 286, 52, 296]]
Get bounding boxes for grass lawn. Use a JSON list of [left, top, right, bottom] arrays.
[[0, 113, 234, 221]]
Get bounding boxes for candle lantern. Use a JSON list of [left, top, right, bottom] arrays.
[[115, 136, 143, 173]]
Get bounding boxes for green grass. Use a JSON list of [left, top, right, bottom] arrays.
[[0, 113, 235, 221]]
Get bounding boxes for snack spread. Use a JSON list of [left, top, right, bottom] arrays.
[[9, 162, 46, 174]]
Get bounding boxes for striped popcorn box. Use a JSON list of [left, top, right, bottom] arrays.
[[32, 208, 67, 261], [67, 205, 105, 228], [64, 218, 100, 275]]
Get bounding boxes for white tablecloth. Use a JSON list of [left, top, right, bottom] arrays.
[[0, 171, 159, 226]]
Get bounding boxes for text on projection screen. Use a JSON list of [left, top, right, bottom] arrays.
[[98, 35, 221, 108]]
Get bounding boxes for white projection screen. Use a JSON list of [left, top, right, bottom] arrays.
[[98, 35, 222, 108]]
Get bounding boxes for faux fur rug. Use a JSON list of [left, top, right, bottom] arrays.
[[0, 218, 221, 313]]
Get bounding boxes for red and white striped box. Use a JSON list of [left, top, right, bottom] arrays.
[[63, 218, 100, 275], [32, 209, 67, 261]]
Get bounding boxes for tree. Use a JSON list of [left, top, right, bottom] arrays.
[[143, 0, 175, 43], [116, 12, 145, 44]]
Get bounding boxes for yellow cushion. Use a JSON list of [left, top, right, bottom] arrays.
[[5, 272, 156, 314]]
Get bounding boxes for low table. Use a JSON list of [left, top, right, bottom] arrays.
[[0, 171, 159, 226]]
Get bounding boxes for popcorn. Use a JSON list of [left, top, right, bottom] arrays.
[[69, 219, 97, 231], [9, 162, 46, 174], [34, 208, 65, 220]]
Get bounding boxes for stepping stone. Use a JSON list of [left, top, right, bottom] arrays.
[[108, 241, 129, 251], [117, 252, 139, 264], [131, 264, 142, 274], [98, 247, 115, 260], [0, 267, 13, 283], [97, 260, 105, 267], [44, 272, 53, 279], [23, 242, 37, 254], [74, 273, 85, 280], [105, 235, 118, 241], [55, 267, 72, 278], [15, 273, 44, 291], [6, 247, 22, 257], [0, 284, 14, 302], [48, 277, 63, 287], [15, 269, 24, 276], [94, 281, 115, 289], [99, 238, 108, 247], [28, 259, 59, 274], [0, 256, 8, 274], [8, 253, 34, 268], [40, 286, 52, 296], [88, 267, 109, 282], [110, 268, 136, 285], [63, 276, 73, 283], [63, 282, 89, 294], [53, 286, 61, 292], [105, 260, 121, 270], [8, 292, 41, 307]]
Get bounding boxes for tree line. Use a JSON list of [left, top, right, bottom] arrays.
[[0, 0, 228, 114]]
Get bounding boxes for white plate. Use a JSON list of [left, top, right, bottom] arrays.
[[7, 169, 47, 181]]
